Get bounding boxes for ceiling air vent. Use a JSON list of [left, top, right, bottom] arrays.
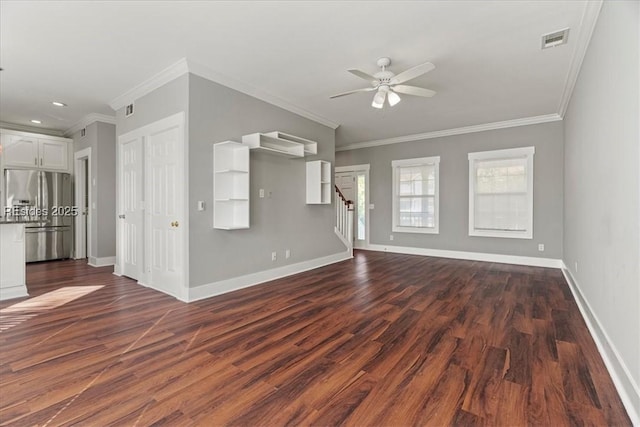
[[542, 28, 569, 49], [125, 103, 134, 117]]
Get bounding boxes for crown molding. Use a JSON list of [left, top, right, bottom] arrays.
[[108, 58, 190, 111], [558, 0, 603, 117], [186, 59, 339, 130], [336, 113, 562, 152], [107, 57, 340, 130], [0, 121, 66, 137], [64, 113, 116, 137]]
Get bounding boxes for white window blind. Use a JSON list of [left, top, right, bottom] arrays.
[[392, 157, 440, 234], [468, 147, 534, 239]]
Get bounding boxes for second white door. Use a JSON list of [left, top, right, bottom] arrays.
[[145, 116, 185, 299]]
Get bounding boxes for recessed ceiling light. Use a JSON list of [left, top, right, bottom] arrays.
[[30, 119, 42, 124], [52, 101, 67, 107]]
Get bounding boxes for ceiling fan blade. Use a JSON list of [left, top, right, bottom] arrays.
[[390, 62, 435, 84], [329, 87, 376, 99], [392, 85, 436, 98], [347, 69, 378, 84]]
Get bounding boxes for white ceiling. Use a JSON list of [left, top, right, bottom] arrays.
[[0, 1, 591, 145]]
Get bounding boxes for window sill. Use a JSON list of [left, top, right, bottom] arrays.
[[393, 226, 439, 234], [468, 229, 533, 239]]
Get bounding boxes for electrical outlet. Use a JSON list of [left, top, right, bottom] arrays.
[[389, 234, 394, 241], [285, 249, 290, 259], [259, 189, 265, 198], [271, 251, 277, 261], [538, 244, 544, 252]]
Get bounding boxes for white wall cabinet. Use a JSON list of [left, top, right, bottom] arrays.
[[1, 130, 71, 171], [213, 141, 249, 230], [306, 160, 331, 204]]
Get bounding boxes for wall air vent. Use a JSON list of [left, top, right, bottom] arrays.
[[125, 103, 135, 117], [80, 128, 86, 138], [542, 28, 570, 49]]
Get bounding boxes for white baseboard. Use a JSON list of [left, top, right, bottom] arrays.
[[363, 244, 563, 268], [188, 250, 353, 303], [0, 286, 29, 301], [88, 256, 116, 267], [561, 264, 640, 425]]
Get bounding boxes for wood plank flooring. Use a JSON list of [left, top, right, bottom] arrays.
[[0, 250, 631, 426]]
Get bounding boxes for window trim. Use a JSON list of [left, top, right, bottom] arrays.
[[468, 146, 534, 239], [392, 156, 440, 234]]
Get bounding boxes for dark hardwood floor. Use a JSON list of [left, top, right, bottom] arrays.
[[0, 251, 631, 426]]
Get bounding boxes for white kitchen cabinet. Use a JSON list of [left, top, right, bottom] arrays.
[[1, 130, 71, 171], [38, 139, 69, 170], [306, 160, 331, 204], [0, 223, 28, 301], [1, 134, 39, 168], [213, 141, 250, 230]]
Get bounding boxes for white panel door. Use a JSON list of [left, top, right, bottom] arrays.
[[120, 136, 143, 280], [145, 118, 184, 298]]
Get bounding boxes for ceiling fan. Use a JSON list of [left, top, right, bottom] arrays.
[[330, 57, 436, 109]]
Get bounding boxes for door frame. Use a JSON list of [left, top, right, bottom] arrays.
[[336, 164, 370, 248], [115, 112, 189, 301], [74, 147, 92, 260]]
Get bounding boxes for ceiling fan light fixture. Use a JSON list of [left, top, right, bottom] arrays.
[[372, 90, 386, 109], [388, 91, 401, 107]]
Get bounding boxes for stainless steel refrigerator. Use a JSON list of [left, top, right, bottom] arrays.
[[4, 169, 72, 262]]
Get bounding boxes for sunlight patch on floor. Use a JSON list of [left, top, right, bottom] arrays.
[[0, 286, 103, 332]]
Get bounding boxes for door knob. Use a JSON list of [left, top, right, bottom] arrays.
[[170, 221, 179, 227], [119, 214, 126, 219]]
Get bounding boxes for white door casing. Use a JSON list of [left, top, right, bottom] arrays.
[[336, 164, 370, 248], [73, 148, 92, 260]]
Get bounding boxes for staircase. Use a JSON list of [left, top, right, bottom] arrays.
[[334, 185, 354, 256]]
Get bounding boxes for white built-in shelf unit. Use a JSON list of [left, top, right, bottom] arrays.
[[241, 131, 317, 158], [213, 141, 249, 230], [306, 160, 332, 204]]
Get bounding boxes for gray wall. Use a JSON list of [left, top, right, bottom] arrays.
[[72, 121, 116, 258], [563, 0, 639, 412], [95, 122, 116, 257], [336, 121, 564, 259], [115, 74, 189, 135], [189, 74, 344, 286]]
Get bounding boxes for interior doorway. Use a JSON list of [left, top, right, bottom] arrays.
[[116, 112, 187, 301], [74, 148, 92, 260], [335, 164, 370, 248]]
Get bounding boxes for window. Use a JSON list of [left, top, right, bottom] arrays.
[[468, 147, 534, 239], [392, 156, 440, 234]]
